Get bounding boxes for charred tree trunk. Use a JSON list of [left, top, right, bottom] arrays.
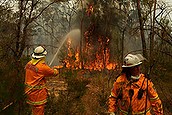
[[136, 0, 148, 73], [136, 0, 148, 59], [80, 0, 84, 69], [150, 0, 157, 67], [121, 28, 126, 64], [80, 18, 84, 69]]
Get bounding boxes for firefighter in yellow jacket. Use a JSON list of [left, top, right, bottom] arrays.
[[25, 46, 61, 115], [108, 54, 163, 115]]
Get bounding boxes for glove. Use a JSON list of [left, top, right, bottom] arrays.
[[109, 112, 115, 115]]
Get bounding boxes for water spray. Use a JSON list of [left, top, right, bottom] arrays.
[[49, 29, 80, 66], [49, 36, 68, 66]]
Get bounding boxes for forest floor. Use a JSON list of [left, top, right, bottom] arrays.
[[46, 70, 172, 115]]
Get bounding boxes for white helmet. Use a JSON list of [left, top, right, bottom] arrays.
[[122, 54, 145, 68], [31, 46, 47, 59]]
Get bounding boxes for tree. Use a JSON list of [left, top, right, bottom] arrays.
[[33, 0, 79, 57]]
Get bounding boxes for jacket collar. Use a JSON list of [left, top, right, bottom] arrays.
[[30, 57, 45, 65]]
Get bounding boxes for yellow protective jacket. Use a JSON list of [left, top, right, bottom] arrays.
[[24, 58, 58, 105], [108, 73, 163, 115]]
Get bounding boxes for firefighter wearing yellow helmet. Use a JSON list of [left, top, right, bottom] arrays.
[[25, 46, 61, 115], [108, 54, 163, 115]]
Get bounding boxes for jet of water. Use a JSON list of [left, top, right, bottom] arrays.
[[49, 29, 80, 66]]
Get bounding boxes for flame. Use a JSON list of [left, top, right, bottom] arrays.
[[62, 34, 117, 71]]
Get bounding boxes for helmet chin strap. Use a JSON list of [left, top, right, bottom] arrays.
[[131, 74, 140, 80]]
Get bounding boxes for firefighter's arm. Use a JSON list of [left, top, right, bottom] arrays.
[[108, 82, 118, 113], [41, 64, 61, 76], [148, 80, 163, 115]]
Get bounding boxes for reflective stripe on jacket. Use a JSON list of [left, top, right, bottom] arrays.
[[108, 73, 163, 115], [25, 83, 46, 90]]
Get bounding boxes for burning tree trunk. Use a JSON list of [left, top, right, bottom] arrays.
[[79, 0, 85, 69]]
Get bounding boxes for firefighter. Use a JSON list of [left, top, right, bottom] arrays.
[[108, 54, 163, 115], [25, 46, 61, 115]]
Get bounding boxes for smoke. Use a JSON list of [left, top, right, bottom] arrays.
[[124, 36, 142, 56]]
